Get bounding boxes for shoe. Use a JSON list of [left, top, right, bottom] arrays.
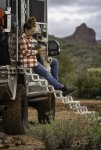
[[59, 86, 76, 96]]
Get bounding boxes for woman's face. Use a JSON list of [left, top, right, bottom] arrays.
[[25, 27, 35, 37]]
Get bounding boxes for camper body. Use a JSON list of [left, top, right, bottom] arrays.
[[0, 0, 60, 134]]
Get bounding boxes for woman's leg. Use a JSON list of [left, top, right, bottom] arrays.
[[33, 62, 63, 90], [50, 58, 59, 81]]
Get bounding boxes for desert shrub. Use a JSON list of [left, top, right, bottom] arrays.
[[28, 115, 101, 150], [56, 53, 75, 86], [84, 122, 101, 150], [75, 72, 101, 99]]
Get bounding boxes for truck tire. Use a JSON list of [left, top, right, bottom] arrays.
[[37, 93, 56, 124], [2, 84, 28, 135]]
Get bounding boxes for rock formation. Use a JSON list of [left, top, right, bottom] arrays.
[[68, 23, 97, 45]]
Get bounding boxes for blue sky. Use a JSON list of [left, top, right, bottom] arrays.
[[48, 0, 101, 40]]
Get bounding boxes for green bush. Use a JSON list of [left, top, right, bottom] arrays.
[[84, 122, 101, 150], [28, 115, 101, 150], [75, 72, 101, 99], [56, 53, 75, 86]]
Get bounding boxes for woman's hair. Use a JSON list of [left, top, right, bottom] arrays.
[[27, 16, 36, 24], [23, 21, 36, 31], [23, 16, 36, 31]]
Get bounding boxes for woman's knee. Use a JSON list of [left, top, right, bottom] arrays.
[[51, 58, 58, 66]]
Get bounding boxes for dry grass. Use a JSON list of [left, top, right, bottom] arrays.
[[28, 99, 101, 123], [1, 99, 100, 150]]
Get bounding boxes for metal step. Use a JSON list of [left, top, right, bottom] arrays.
[[24, 68, 95, 117]]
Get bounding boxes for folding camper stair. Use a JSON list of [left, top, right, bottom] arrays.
[[25, 69, 95, 117]]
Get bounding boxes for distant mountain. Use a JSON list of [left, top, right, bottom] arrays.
[[49, 23, 101, 72], [64, 23, 97, 46]]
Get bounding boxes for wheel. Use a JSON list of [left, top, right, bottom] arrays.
[[36, 94, 56, 124], [37, 97, 51, 124], [38, 93, 56, 124], [2, 84, 28, 135]]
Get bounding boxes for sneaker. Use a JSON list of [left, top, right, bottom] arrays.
[[59, 86, 76, 96]]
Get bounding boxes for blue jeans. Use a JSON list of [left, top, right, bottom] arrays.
[[33, 62, 63, 90], [50, 58, 59, 81]]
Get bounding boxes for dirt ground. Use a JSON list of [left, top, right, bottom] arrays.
[[0, 99, 101, 150]]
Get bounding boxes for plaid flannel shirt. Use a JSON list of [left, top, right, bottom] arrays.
[[19, 33, 38, 68]]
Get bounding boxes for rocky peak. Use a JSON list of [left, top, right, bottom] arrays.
[[70, 23, 97, 45]]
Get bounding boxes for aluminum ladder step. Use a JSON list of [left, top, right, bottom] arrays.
[[25, 68, 95, 117]]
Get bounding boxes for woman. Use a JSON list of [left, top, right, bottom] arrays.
[[19, 21, 75, 96]]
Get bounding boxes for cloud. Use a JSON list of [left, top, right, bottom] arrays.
[[48, 0, 101, 8], [48, 0, 101, 39]]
